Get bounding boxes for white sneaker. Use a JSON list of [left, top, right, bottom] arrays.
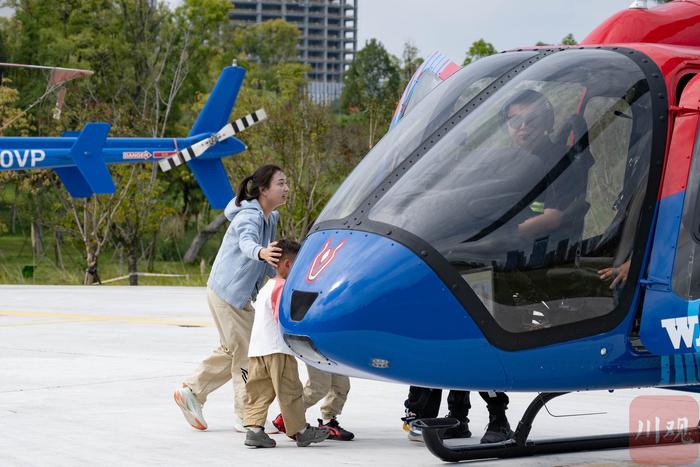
[[174, 387, 207, 431], [407, 420, 424, 443], [233, 416, 246, 433]]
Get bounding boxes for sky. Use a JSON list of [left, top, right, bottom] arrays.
[[355, 0, 654, 63], [3, 0, 662, 65]]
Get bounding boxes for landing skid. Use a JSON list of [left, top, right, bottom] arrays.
[[416, 392, 700, 462]]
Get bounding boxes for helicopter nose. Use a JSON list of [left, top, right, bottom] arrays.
[[278, 230, 507, 389]]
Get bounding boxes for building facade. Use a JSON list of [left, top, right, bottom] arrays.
[[230, 0, 357, 103]]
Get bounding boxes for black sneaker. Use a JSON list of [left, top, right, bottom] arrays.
[[442, 418, 471, 439], [319, 418, 355, 441], [480, 413, 513, 444]]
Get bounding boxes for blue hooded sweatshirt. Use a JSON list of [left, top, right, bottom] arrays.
[[207, 198, 278, 308]]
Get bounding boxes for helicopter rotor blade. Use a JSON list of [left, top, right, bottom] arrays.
[[158, 108, 267, 173]]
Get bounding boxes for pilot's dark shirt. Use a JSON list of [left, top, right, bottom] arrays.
[[525, 140, 593, 218]]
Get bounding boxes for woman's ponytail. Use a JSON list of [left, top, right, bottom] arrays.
[[235, 164, 283, 207], [235, 175, 254, 207]]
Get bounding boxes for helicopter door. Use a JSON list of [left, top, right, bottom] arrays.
[[639, 73, 700, 356]]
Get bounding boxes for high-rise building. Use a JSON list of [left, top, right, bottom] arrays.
[[230, 0, 358, 103]]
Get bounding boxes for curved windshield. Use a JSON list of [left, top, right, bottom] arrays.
[[369, 49, 654, 333], [316, 51, 538, 223]]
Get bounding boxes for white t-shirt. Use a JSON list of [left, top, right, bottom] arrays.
[[248, 277, 294, 358]]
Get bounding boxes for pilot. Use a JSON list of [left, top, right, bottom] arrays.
[[495, 89, 594, 328], [500, 88, 590, 240]]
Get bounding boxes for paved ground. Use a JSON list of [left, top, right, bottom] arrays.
[[1, 285, 698, 466]]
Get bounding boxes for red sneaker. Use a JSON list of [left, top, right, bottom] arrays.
[[318, 418, 354, 441], [272, 413, 286, 433]]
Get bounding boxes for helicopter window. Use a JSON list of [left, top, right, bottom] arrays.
[[673, 122, 700, 300], [368, 49, 653, 333], [315, 51, 538, 224], [676, 73, 696, 104]]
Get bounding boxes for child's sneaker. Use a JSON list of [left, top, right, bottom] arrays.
[[244, 429, 276, 448], [318, 418, 354, 441], [173, 386, 207, 431], [294, 424, 330, 447], [272, 413, 286, 433]]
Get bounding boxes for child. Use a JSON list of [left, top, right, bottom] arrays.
[[243, 239, 330, 448]]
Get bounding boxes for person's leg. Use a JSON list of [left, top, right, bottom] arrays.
[[479, 391, 513, 444], [404, 386, 442, 442], [444, 390, 472, 439], [302, 364, 332, 410], [424, 388, 443, 418], [447, 390, 470, 421], [182, 289, 241, 405], [244, 357, 276, 428], [243, 356, 276, 448], [270, 355, 307, 435], [229, 301, 255, 421], [319, 374, 350, 420], [315, 374, 354, 440], [404, 386, 443, 419], [270, 355, 329, 447]]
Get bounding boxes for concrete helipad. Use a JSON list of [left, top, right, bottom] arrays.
[[1, 285, 698, 466]]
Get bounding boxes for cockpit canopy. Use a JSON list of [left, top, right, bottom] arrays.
[[317, 48, 658, 336]]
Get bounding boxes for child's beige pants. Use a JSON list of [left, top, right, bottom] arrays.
[[303, 364, 351, 421], [244, 353, 307, 435]]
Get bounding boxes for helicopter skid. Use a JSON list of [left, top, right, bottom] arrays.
[[418, 392, 700, 462]]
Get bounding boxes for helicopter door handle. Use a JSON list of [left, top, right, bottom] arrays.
[[639, 277, 671, 291], [669, 105, 700, 115]]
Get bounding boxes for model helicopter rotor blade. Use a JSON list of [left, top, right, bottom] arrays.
[[158, 108, 267, 173]]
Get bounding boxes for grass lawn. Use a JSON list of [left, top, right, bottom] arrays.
[[0, 234, 210, 286]]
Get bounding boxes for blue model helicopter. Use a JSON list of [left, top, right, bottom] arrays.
[[0, 64, 265, 209], [278, 0, 700, 460]]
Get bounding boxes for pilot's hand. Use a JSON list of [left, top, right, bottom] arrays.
[[598, 260, 631, 289], [259, 241, 282, 266]]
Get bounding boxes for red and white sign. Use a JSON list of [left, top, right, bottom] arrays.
[[306, 238, 346, 283], [153, 150, 177, 159], [122, 151, 152, 160]]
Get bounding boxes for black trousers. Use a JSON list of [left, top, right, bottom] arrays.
[[404, 386, 509, 422]]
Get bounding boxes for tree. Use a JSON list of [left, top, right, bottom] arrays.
[[111, 166, 175, 285], [400, 41, 423, 85], [341, 39, 401, 148], [561, 33, 578, 45], [463, 39, 497, 66], [2, 0, 233, 283]]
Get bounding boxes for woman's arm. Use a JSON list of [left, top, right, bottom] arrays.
[[233, 211, 281, 265]]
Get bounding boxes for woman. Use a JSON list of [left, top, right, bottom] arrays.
[[174, 164, 288, 432]]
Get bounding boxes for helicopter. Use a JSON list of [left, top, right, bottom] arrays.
[[0, 64, 265, 209], [277, 0, 700, 461]]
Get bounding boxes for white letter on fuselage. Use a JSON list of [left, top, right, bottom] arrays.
[[14, 150, 29, 167], [661, 317, 699, 350], [30, 150, 45, 167], [0, 150, 13, 168]]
